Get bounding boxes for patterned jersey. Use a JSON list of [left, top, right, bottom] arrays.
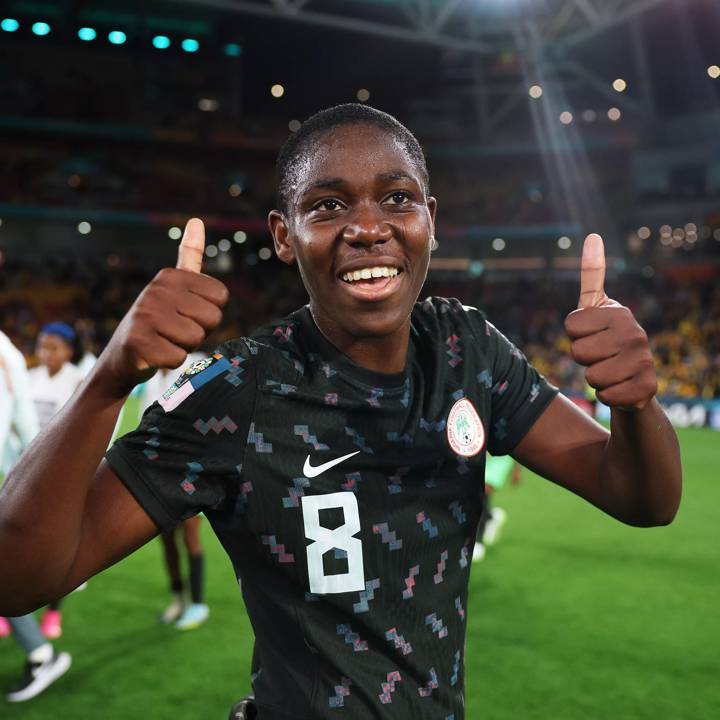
[[107, 297, 557, 720]]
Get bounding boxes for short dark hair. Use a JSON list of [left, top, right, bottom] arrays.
[[275, 103, 429, 215]]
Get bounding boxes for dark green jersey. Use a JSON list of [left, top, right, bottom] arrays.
[[107, 297, 557, 719]]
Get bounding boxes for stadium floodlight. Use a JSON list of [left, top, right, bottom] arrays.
[[78, 27, 96, 41], [32, 22, 51, 36], [224, 43, 241, 57], [153, 35, 170, 49], [528, 84, 543, 99], [1, 18, 20, 32], [108, 30, 126, 45], [181, 38, 199, 52]]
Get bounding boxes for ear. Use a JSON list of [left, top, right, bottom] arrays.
[[427, 196, 438, 250], [268, 210, 296, 265], [427, 196, 438, 226]]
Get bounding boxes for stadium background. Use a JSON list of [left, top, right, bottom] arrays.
[[0, 0, 718, 717]]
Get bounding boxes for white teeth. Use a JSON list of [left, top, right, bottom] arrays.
[[342, 266, 399, 283]]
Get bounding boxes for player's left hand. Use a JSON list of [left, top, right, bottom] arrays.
[[564, 234, 657, 409]]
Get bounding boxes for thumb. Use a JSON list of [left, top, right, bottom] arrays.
[[176, 218, 205, 273], [578, 233, 607, 309]]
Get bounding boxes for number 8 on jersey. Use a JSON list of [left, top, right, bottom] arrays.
[[301, 492, 365, 595]]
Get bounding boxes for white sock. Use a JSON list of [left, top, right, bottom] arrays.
[[28, 642, 53, 664]]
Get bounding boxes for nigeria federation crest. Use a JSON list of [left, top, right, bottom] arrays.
[[446, 397, 485, 457]]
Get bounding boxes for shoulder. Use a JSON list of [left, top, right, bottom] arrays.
[[246, 311, 309, 379], [412, 296, 491, 342], [153, 340, 259, 416]]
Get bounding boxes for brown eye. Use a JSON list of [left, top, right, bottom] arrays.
[[311, 198, 344, 212], [386, 191, 411, 205]]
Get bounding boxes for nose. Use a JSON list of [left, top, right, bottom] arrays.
[[342, 204, 393, 248]]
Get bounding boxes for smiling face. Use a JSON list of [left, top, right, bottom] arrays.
[[270, 123, 437, 359]]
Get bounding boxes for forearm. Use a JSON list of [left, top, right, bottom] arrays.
[[602, 399, 682, 526], [0, 368, 126, 606]]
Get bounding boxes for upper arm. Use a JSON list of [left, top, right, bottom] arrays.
[[512, 393, 610, 509], [59, 459, 160, 595]]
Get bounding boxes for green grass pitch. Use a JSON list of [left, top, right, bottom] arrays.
[[1, 427, 717, 718]]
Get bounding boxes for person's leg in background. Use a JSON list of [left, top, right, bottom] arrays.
[[175, 515, 209, 630], [159, 526, 185, 623], [473, 455, 518, 561], [40, 597, 64, 639], [5, 614, 71, 702]]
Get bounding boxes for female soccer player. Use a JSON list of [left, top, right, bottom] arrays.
[[29, 322, 85, 639], [0, 104, 681, 719]]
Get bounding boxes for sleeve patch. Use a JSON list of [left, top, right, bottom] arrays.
[[159, 353, 231, 412]]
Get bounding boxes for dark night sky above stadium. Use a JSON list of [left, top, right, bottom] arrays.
[[4, 0, 720, 126]]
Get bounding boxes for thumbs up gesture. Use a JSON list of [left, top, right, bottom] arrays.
[[95, 218, 229, 396], [564, 234, 657, 409]]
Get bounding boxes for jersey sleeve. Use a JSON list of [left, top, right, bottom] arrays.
[[105, 341, 257, 531], [483, 321, 558, 455]]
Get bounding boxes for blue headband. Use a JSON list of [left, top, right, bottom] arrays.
[[41, 322, 76, 344]]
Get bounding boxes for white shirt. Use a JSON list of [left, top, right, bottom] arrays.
[[28, 362, 84, 430], [0, 331, 39, 477]]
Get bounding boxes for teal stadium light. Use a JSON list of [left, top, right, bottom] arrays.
[[108, 30, 126, 45], [469, 261, 485, 278], [32, 21, 51, 36], [181, 38, 199, 53], [224, 43, 242, 57], [78, 27, 96, 41], [152, 35, 170, 49], [1, 18, 20, 32]]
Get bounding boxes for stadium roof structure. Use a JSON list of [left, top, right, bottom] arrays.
[[161, 0, 677, 133], [168, 0, 669, 54]]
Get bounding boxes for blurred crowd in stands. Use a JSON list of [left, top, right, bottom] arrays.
[[1, 255, 718, 400]]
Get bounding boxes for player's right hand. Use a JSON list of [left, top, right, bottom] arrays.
[[94, 218, 229, 396]]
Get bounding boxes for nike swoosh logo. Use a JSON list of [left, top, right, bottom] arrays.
[[303, 451, 360, 478]]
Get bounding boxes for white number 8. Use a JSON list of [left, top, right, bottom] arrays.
[[301, 492, 365, 595]]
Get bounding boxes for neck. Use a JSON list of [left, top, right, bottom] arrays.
[[309, 307, 410, 374]]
